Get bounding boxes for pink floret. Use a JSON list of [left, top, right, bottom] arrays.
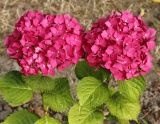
[[84, 11, 156, 80], [4, 11, 84, 76]]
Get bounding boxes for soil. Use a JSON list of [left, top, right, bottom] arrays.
[[0, 0, 160, 124]]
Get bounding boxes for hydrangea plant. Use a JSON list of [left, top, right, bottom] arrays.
[[0, 10, 156, 124]]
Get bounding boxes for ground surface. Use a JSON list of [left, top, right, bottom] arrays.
[[0, 0, 160, 124]]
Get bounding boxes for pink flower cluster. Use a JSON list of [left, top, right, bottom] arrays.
[[4, 10, 156, 80], [84, 11, 156, 80], [5, 11, 84, 76]]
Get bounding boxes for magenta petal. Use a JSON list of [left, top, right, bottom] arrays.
[[113, 63, 123, 71], [101, 30, 108, 38], [7, 48, 16, 55], [147, 41, 155, 50], [50, 27, 57, 35], [91, 45, 99, 54], [48, 69, 55, 76], [45, 40, 52, 45], [54, 15, 64, 24], [41, 18, 48, 28], [127, 48, 135, 57], [50, 59, 57, 68], [105, 46, 113, 55]]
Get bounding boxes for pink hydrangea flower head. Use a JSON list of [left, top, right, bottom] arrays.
[[84, 11, 156, 80], [4, 11, 84, 76]]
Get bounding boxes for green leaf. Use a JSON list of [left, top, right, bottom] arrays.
[[75, 60, 110, 81], [68, 104, 104, 124], [106, 92, 140, 121], [118, 76, 146, 101], [2, 110, 39, 124], [35, 115, 61, 124], [43, 78, 73, 112], [24, 75, 57, 92], [77, 77, 109, 107], [0, 71, 33, 106]]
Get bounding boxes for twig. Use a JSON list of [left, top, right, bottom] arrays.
[[109, 0, 121, 12], [140, 109, 153, 119]]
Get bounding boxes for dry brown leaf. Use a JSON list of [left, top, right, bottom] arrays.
[[152, 0, 160, 3], [140, 8, 145, 16]]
